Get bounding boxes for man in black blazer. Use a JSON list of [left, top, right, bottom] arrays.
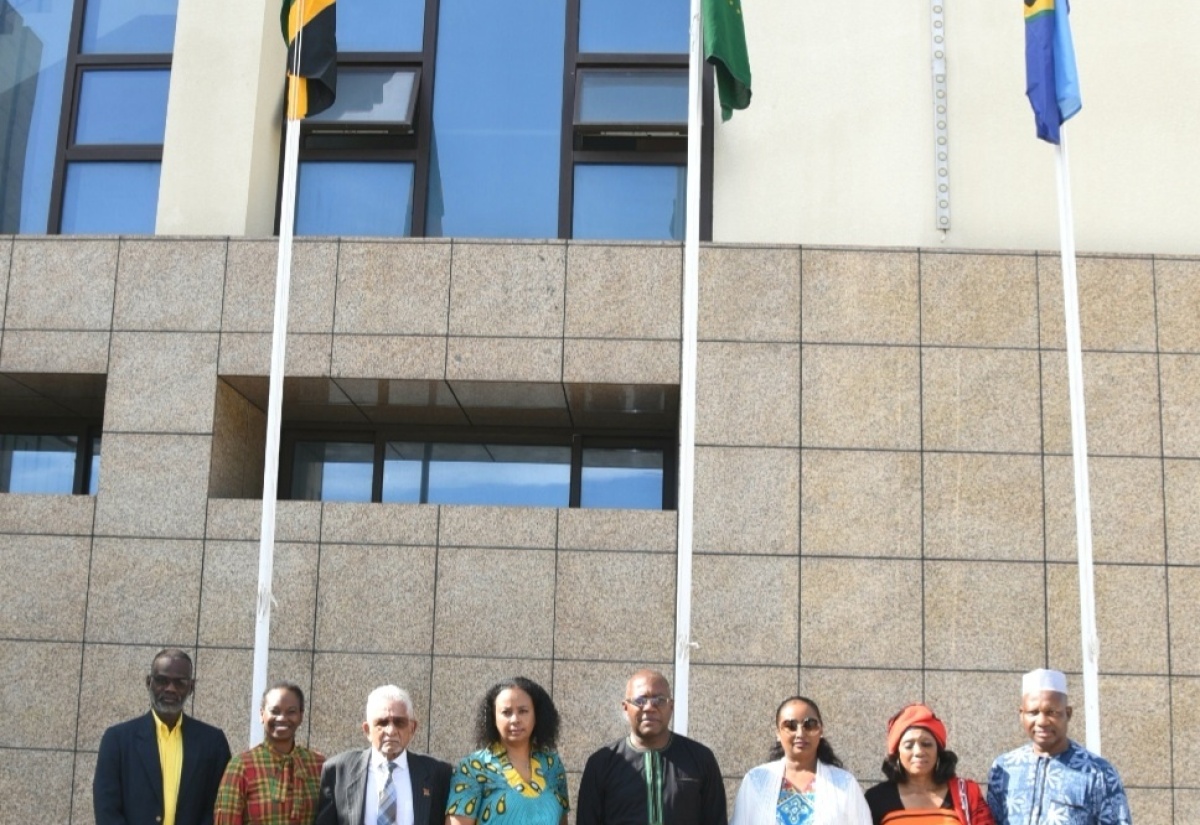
[[315, 685, 451, 825], [94, 648, 232, 825]]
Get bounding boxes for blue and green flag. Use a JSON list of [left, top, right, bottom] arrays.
[[1024, 0, 1080, 143], [704, 0, 752, 121], [282, 0, 337, 119]]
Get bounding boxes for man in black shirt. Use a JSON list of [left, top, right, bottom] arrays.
[[577, 669, 727, 825]]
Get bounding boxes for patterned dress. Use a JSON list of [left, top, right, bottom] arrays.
[[987, 741, 1132, 825], [212, 742, 324, 825], [446, 743, 569, 824], [776, 776, 816, 825]]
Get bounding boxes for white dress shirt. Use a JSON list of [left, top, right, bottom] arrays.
[[364, 749, 414, 825]]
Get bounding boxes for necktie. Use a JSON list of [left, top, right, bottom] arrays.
[[378, 761, 398, 825]]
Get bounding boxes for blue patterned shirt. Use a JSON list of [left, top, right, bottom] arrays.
[[987, 741, 1132, 825]]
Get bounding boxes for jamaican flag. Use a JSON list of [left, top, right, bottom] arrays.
[[281, 0, 337, 119]]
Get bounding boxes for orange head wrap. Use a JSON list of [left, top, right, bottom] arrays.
[[886, 704, 947, 756]]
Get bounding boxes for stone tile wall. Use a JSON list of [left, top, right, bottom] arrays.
[[0, 238, 1197, 823]]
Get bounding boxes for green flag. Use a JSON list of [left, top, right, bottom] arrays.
[[703, 0, 752, 121]]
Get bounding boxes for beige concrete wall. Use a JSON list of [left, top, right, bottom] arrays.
[[1, 238, 1198, 823], [715, 1, 1200, 255], [157, 0, 286, 236]]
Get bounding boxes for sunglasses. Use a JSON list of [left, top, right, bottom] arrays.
[[625, 695, 672, 709], [780, 716, 822, 733]]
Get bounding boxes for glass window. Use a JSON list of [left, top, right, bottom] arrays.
[[573, 164, 685, 240], [426, 443, 570, 507], [578, 0, 688, 53], [427, 0, 565, 238], [306, 69, 419, 127], [382, 441, 424, 503], [290, 441, 374, 502], [577, 69, 688, 127], [339, 0, 425, 52], [0, 433, 78, 494], [75, 69, 171, 144], [581, 447, 664, 510], [89, 435, 102, 495], [0, 0, 74, 232], [296, 161, 414, 236], [81, 0, 178, 54], [60, 162, 160, 233]]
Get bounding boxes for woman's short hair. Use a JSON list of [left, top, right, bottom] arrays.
[[881, 745, 960, 784], [474, 676, 560, 750], [264, 680, 306, 712], [768, 695, 845, 769]]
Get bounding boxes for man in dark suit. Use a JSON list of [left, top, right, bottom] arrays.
[[94, 648, 232, 825], [315, 684, 451, 825]]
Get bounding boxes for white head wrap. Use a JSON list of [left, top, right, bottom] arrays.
[[1022, 668, 1068, 696]]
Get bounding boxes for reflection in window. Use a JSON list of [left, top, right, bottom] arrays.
[[0, 432, 99, 494], [576, 70, 688, 127], [75, 69, 171, 144], [427, 0, 565, 237], [81, 0, 178, 54], [578, 0, 689, 53], [291, 441, 373, 502], [61, 162, 161, 233], [296, 162, 414, 236], [383, 442, 570, 507], [573, 164, 685, 240], [338, 0, 425, 52], [0, 0, 73, 232], [581, 447, 664, 510]]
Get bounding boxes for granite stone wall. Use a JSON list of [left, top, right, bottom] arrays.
[[0, 237, 1197, 823]]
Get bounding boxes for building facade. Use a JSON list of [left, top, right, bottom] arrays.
[[1, 1, 1198, 824]]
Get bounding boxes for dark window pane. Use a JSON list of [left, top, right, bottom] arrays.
[[577, 69, 688, 126], [581, 447, 664, 509], [426, 443, 570, 507], [579, 0, 688, 54], [1, 433, 78, 494], [61, 161, 160, 233], [0, 0, 73, 232], [296, 161, 414, 236], [426, 0, 565, 238], [306, 69, 418, 127], [573, 164, 685, 240], [381, 441, 423, 503], [75, 69, 170, 144], [339, 0, 425, 52], [81, 0, 177, 53], [290, 441, 373, 502]]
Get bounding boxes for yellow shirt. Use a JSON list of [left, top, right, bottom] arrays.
[[153, 711, 184, 825]]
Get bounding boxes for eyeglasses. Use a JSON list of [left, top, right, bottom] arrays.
[[780, 716, 822, 733], [149, 675, 193, 690], [625, 695, 672, 709]]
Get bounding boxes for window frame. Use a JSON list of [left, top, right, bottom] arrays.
[[557, 0, 713, 240], [281, 0, 441, 237], [0, 418, 102, 496], [48, 1, 173, 234], [279, 424, 677, 510]]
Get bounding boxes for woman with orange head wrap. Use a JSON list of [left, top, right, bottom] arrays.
[[864, 704, 994, 825]]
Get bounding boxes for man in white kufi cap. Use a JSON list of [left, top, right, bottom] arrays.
[[986, 668, 1132, 824]]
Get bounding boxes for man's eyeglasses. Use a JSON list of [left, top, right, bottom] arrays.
[[780, 716, 822, 733], [625, 695, 672, 709], [149, 675, 193, 690]]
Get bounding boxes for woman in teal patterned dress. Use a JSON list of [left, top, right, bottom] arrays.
[[445, 676, 568, 825]]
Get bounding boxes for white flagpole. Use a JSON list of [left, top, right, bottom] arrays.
[[1055, 126, 1101, 753], [673, 0, 703, 735], [250, 10, 305, 746]]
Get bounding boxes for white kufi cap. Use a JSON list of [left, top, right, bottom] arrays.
[[1022, 668, 1068, 696]]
